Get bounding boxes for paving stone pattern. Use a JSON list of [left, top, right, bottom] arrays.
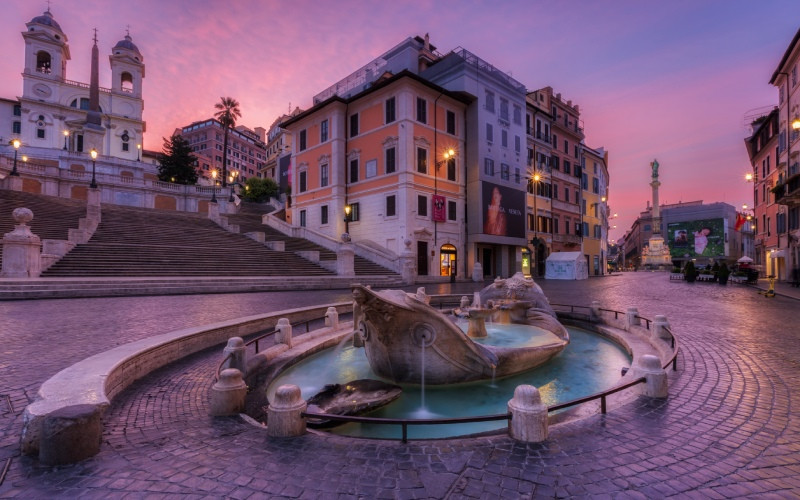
[[2, 274, 800, 498]]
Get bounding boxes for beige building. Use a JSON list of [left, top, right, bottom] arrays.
[[582, 146, 609, 275]]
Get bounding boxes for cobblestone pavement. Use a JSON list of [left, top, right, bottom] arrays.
[[2, 274, 800, 498]]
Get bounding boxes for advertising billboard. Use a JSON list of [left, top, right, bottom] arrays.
[[667, 218, 725, 258], [278, 154, 291, 194], [481, 182, 525, 238]]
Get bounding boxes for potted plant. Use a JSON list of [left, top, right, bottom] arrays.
[[718, 262, 730, 285], [684, 261, 697, 283]]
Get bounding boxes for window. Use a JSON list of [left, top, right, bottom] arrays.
[[416, 97, 427, 124], [349, 113, 359, 137], [296, 129, 305, 150], [554, 217, 560, 233], [592, 177, 599, 193], [448, 200, 457, 221], [298, 170, 307, 192], [500, 98, 509, 122], [564, 186, 569, 201], [385, 97, 396, 123], [320, 120, 328, 142], [501, 163, 510, 180], [484, 158, 495, 176], [552, 184, 558, 200], [349, 158, 359, 183], [386, 195, 396, 217], [349, 202, 360, 222], [583, 222, 589, 237], [501, 130, 508, 148], [447, 157, 456, 181], [418, 195, 428, 217], [446, 110, 456, 135], [575, 145, 580, 159], [594, 224, 602, 238], [515, 135, 520, 153], [563, 160, 570, 175], [552, 134, 557, 149], [582, 172, 588, 189], [12, 121, 21, 134], [385, 147, 396, 173], [13, 105, 21, 116], [552, 156, 560, 170], [485, 90, 495, 113], [513, 105, 522, 125], [515, 168, 520, 184], [575, 189, 580, 204], [321, 206, 329, 225], [417, 147, 427, 174], [37, 128, 45, 139], [564, 139, 568, 154], [486, 123, 494, 142], [299, 210, 306, 227], [122, 142, 129, 152], [320, 163, 329, 187]]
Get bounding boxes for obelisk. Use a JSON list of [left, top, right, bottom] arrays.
[[650, 159, 661, 234], [641, 159, 672, 269]]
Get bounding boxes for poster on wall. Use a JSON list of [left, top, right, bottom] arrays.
[[667, 218, 726, 258], [481, 182, 525, 238], [432, 194, 446, 222]]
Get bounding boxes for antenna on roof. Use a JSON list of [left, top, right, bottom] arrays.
[[288, 102, 291, 114], [126, 24, 131, 37]]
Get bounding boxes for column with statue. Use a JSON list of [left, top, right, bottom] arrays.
[[641, 159, 673, 269]]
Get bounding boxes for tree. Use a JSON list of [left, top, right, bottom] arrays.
[[241, 177, 279, 202], [213, 97, 241, 188], [157, 135, 198, 184]]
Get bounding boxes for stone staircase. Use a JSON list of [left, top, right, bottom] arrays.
[[42, 204, 336, 277], [224, 202, 397, 276], [0, 190, 87, 268]]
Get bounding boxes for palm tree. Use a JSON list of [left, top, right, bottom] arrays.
[[214, 97, 241, 187]]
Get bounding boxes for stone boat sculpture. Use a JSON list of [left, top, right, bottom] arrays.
[[352, 273, 569, 385]]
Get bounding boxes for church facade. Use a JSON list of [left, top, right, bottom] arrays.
[[8, 9, 145, 160]]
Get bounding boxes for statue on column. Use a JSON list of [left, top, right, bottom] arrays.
[[650, 159, 659, 179]]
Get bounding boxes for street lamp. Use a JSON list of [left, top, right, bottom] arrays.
[[90, 148, 98, 188], [63, 130, 69, 150], [228, 171, 239, 202], [210, 170, 218, 203], [10, 139, 20, 176], [137, 143, 141, 161], [344, 204, 352, 234], [527, 169, 542, 276]]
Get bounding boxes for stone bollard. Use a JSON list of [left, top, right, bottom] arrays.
[[275, 318, 293, 348], [632, 354, 668, 398], [507, 385, 548, 442], [209, 369, 248, 416], [460, 296, 471, 309], [653, 315, 671, 341], [267, 384, 307, 437], [38, 404, 104, 465], [222, 337, 246, 373], [590, 301, 602, 323], [325, 307, 339, 328], [399, 239, 416, 285], [1, 207, 42, 278], [472, 261, 484, 282], [626, 307, 640, 330], [336, 241, 355, 276]]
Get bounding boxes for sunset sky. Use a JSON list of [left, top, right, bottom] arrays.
[[1, 0, 797, 240]]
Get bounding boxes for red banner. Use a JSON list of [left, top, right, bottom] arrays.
[[432, 195, 446, 222], [734, 213, 746, 231]]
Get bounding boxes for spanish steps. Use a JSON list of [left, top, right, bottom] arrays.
[[1, 190, 399, 281]]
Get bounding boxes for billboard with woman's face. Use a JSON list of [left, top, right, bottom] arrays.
[[482, 182, 525, 238], [667, 218, 725, 257]]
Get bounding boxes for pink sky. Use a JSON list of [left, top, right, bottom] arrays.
[[1, 0, 797, 240]]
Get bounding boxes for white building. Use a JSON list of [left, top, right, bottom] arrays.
[[11, 9, 145, 160]]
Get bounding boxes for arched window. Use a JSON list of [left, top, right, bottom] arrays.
[[121, 130, 130, 152], [121, 72, 133, 93], [36, 51, 52, 74]]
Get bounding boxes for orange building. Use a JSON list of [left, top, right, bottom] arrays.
[[282, 71, 470, 278], [745, 108, 780, 275]]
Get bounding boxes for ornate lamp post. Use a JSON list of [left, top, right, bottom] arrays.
[[137, 143, 141, 161], [210, 170, 218, 203], [228, 171, 239, 202], [10, 139, 21, 176], [63, 130, 69, 150], [90, 148, 98, 188]]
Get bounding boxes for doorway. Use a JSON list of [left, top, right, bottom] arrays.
[[417, 241, 428, 276], [440, 244, 457, 277], [482, 248, 492, 277]]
